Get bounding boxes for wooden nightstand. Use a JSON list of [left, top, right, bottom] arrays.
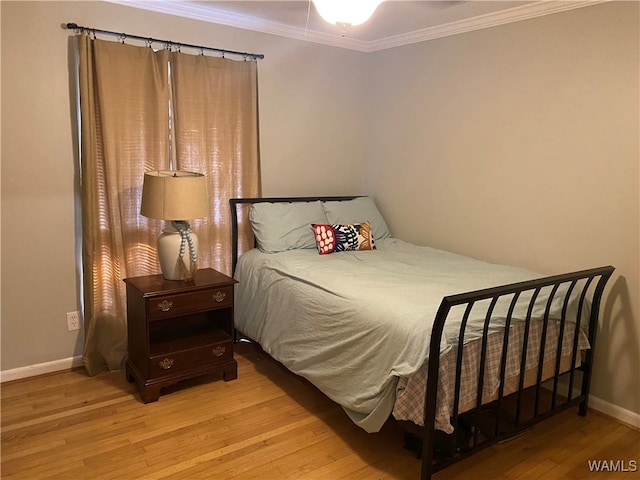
[[124, 268, 238, 403]]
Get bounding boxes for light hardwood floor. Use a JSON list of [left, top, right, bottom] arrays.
[[2, 343, 638, 479]]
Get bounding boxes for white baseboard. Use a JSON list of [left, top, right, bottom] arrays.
[[0, 355, 84, 383], [588, 394, 640, 429]]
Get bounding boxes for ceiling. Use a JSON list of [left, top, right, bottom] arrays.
[[106, 0, 608, 52]]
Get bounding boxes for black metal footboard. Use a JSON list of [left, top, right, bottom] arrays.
[[420, 265, 615, 480]]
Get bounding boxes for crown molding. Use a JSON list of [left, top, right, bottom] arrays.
[[368, 0, 611, 51], [103, 0, 611, 53]]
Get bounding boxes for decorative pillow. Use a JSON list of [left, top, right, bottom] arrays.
[[249, 201, 328, 253], [322, 197, 391, 240], [311, 222, 376, 255]]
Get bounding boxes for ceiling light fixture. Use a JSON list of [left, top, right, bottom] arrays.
[[311, 0, 384, 29]]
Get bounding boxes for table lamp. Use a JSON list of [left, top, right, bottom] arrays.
[[140, 170, 209, 281]]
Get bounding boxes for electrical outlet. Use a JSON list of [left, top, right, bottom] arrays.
[[66, 311, 81, 331]]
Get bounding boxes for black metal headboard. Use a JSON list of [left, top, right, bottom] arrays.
[[229, 195, 362, 274]]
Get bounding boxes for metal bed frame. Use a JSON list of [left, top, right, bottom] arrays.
[[229, 196, 614, 480]]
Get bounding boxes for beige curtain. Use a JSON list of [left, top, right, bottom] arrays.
[[77, 36, 260, 375], [171, 51, 261, 275]]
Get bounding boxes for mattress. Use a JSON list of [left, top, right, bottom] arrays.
[[233, 238, 589, 433]]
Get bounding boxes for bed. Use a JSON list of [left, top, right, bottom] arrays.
[[229, 195, 614, 479]]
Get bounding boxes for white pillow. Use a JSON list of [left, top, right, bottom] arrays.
[[249, 201, 328, 253], [322, 197, 391, 240]]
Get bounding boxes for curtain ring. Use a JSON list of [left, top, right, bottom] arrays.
[[91, 29, 96, 40], [146, 38, 153, 48], [199, 47, 204, 56], [118, 33, 126, 44]]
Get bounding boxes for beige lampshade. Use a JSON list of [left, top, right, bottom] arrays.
[[140, 170, 209, 220]]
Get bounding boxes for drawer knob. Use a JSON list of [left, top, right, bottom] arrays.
[[212, 291, 226, 303], [212, 346, 226, 357], [158, 300, 173, 312], [159, 358, 174, 370]]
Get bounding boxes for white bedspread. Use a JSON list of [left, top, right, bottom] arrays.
[[234, 238, 575, 433]]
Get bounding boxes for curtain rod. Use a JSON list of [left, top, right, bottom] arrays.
[[64, 22, 264, 60]]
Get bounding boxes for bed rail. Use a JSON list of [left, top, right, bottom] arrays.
[[420, 265, 615, 480]]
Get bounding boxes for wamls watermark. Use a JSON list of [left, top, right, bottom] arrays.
[[587, 459, 638, 473]]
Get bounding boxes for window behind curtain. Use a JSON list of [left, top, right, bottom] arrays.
[[171, 50, 261, 275], [77, 35, 261, 375]]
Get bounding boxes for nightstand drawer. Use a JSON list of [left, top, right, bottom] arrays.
[[149, 339, 233, 377], [148, 286, 233, 320]]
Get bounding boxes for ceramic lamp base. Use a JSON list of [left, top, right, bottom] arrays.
[[157, 225, 199, 281]]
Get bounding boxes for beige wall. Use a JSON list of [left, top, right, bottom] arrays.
[[366, 2, 639, 417], [1, 1, 638, 422]]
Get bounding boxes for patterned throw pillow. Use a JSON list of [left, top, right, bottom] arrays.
[[311, 222, 376, 255]]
